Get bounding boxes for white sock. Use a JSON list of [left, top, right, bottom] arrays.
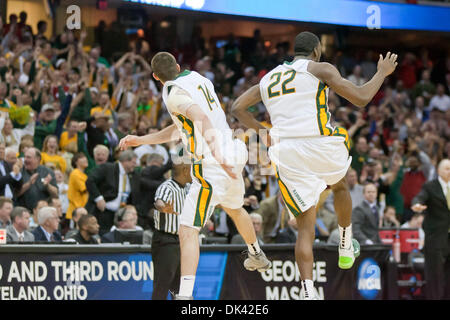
[[339, 224, 352, 249], [247, 241, 261, 255], [179, 275, 195, 297], [301, 279, 315, 298]]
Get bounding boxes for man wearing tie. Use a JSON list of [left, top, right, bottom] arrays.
[[0, 142, 23, 199], [352, 183, 382, 245], [85, 150, 140, 235], [412, 158, 450, 300], [6, 206, 35, 242]]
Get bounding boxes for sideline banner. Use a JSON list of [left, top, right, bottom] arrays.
[[0, 245, 393, 300], [220, 245, 393, 300]]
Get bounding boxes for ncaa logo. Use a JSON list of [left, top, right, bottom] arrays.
[[357, 258, 381, 299]]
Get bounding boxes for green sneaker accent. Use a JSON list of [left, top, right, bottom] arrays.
[[338, 256, 354, 269]]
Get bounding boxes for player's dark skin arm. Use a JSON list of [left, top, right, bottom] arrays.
[[308, 52, 398, 107], [231, 85, 271, 146]]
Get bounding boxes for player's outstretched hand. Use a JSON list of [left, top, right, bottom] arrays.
[[378, 52, 398, 77], [119, 135, 141, 150]]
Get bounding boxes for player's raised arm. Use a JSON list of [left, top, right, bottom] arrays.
[[119, 123, 180, 150], [309, 52, 398, 107]]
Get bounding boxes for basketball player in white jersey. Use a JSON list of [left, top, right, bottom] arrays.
[[119, 52, 271, 300], [232, 32, 398, 299]]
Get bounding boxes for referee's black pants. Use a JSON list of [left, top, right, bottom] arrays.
[[151, 229, 180, 300]]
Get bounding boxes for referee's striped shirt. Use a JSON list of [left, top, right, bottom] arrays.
[[154, 179, 189, 235]]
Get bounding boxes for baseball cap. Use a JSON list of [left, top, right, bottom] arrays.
[[41, 104, 55, 112]]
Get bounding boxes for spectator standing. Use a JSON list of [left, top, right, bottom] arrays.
[[17, 148, 58, 211], [85, 150, 140, 235], [40, 135, 67, 173], [0, 142, 23, 199], [411, 159, 450, 300], [6, 206, 34, 242], [66, 153, 88, 220]]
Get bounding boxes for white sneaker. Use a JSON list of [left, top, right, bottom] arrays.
[[244, 250, 272, 272]]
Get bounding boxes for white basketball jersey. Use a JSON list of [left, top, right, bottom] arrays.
[[259, 59, 334, 139], [162, 70, 234, 162]]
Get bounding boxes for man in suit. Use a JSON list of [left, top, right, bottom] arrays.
[[32, 206, 63, 242], [139, 153, 173, 229], [0, 142, 23, 199], [85, 150, 140, 235], [352, 183, 382, 245], [254, 190, 290, 244], [411, 158, 450, 300], [6, 206, 34, 242]]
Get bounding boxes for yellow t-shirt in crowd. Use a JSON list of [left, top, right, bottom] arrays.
[[90, 106, 112, 117], [66, 168, 88, 219], [41, 152, 67, 173], [59, 131, 78, 152]]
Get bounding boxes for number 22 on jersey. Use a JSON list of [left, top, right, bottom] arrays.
[[267, 70, 296, 98]]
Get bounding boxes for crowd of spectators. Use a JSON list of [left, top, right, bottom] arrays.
[[0, 11, 448, 249]]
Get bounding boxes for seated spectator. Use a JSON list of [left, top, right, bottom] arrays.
[[0, 142, 23, 199], [381, 206, 401, 228], [324, 168, 365, 214], [0, 196, 13, 228], [68, 214, 100, 244], [6, 206, 34, 242], [254, 190, 289, 244], [41, 135, 67, 174], [65, 207, 88, 239], [352, 183, 382, 245], [17, 148, 58, 211], [401, 212, 425, 250], [231, 213, 264, 245], [66, 153, 88, 220], [32, 206, 62, 242], [101, 205, 140, 243], [29, 199, 48, 231]]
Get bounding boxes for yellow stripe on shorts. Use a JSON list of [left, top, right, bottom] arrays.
[[272, 163, 303, 217], [193, 162, 212, 227]]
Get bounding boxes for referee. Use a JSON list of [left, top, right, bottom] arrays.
[[151, 160, 191, 300]]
